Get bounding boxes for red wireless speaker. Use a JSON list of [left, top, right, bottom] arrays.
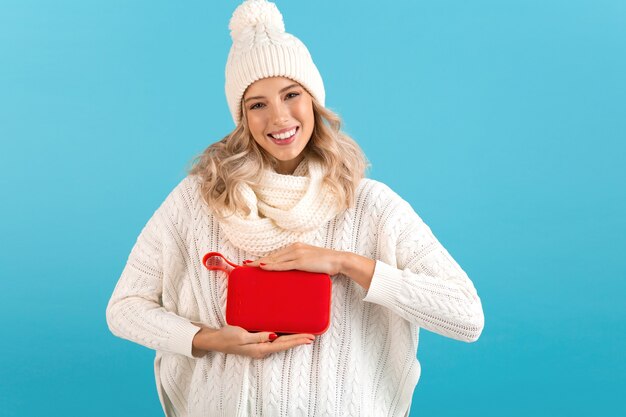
[[202, 252, 332, 335]]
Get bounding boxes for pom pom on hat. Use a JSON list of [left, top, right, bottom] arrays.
[[229, 0, 285, 40], [224, 0, 325, 125]]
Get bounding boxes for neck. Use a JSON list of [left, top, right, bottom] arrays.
[[275, 155, 305, 175]]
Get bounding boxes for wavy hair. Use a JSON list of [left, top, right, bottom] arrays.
[[188, 100, 369, 219]]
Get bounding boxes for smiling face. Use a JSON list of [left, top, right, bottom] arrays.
[[243, 77, 315, 174]]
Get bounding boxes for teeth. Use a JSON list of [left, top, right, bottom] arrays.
[[271, 128, 297, 140]]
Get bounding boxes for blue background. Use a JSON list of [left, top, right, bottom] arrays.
[[1, 0, 625, 416]]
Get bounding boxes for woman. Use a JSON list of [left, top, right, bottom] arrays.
[[106, 1, 485, 416]]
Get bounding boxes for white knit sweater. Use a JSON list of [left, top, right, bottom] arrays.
[[106, 175, 485, 417]]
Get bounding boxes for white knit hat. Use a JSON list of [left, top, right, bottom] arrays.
[[225, 0, 325, 124]]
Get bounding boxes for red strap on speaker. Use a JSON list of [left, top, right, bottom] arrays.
[[202, 252, 240, 275]]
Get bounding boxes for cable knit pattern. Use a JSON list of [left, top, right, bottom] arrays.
[[106, 174, 485, 417]]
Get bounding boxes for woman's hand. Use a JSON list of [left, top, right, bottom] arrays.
[[245, 242, 344, 276], [192, 324, 315, 359], [246, 242, 376, 289]]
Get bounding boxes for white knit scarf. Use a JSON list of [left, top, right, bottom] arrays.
[[218, 159, 341, 256]]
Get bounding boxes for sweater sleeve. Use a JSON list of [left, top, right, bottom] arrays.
[[363, 199, 485, 343], [106, 190, 202, 358]]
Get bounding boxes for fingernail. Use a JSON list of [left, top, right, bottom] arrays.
[[260, 263, 266, 266], [269, 333, 278, 341], [243, 260, 252, 264]]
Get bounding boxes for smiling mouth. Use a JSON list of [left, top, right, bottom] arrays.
[[268, 127, 299, 141]]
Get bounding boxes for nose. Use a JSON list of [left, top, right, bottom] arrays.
[[271, 101, 290, 125]]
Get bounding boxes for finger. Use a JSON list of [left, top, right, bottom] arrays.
[[236, 335, 313, 359], [273, 333, 316, 342], [248, 244, 303, 266], [247, 258, 283, 268], [245, 331, 277, 344], [259, 335, 315, 354], [246, 257, 270, 267], [258, 260, 299, 271]]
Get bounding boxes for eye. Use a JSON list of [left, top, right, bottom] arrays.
[[285, 91, 300, 99], [249, 102, 265, 110]]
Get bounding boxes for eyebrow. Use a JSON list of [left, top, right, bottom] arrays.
[[243, 83, 301, 103]]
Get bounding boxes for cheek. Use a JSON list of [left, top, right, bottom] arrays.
[[246, 113, 266, 139], [294, 100, 314, 127]]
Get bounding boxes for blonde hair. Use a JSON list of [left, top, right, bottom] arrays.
[[188, 100, 369, 218]]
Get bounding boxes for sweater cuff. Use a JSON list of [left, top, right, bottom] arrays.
[[166, 319, 202, 358], [363, 260, 402, 309]]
